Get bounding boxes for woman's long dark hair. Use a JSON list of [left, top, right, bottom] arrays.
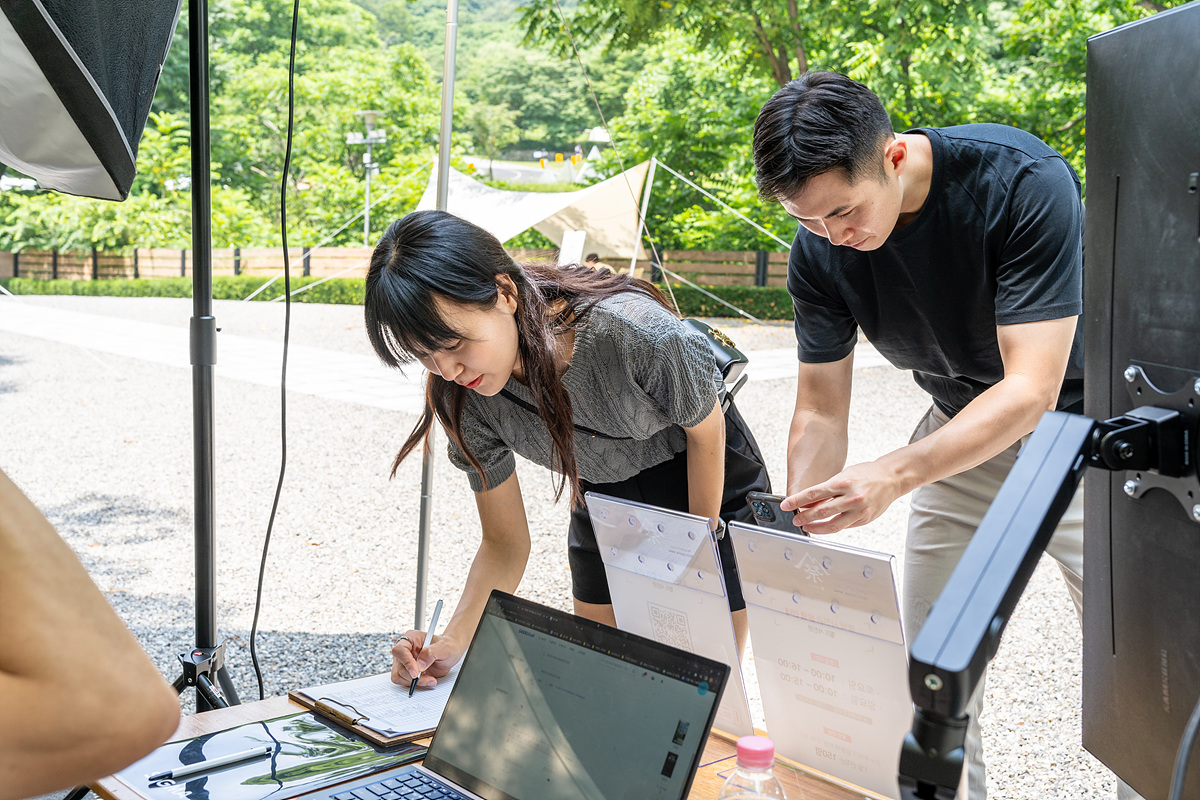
[[365, 209, 674, 506]]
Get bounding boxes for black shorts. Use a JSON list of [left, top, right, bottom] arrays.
[[566, 399, 770, 611]]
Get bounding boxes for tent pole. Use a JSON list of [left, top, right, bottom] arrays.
[[415, 0, 458, 632], [629, 156, 657, 275], [435, 2, 458, 211]]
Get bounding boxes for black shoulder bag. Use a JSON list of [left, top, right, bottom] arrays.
[[680, 318, 749, 411]]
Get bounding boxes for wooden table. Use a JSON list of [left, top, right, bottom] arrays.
[[93, 696, 877, 800]]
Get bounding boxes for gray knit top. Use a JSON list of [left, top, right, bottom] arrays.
[[447, 292, 723, 491]]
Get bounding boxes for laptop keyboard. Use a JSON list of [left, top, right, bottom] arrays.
[[332, 768, 470, 800]]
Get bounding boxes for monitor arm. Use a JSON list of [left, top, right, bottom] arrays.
[[898, 404, 1190, 800]]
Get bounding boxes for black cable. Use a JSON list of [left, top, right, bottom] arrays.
[[248, 0, 300, 701], [1169, 692, 1200, 800]]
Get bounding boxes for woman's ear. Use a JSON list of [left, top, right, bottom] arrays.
[[495, 274, 519, 312]]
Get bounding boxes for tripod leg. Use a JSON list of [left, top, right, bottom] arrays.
[[215, 663, 241, 705], [63, 786, 91, 800], [195, 672, 229, 709]]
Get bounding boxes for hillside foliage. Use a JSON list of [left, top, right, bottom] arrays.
[[0, 0, 1185, 255]]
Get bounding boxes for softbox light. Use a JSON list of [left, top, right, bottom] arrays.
[[0, 0, 181, 200]]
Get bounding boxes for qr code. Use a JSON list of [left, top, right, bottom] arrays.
[[648, 602, 693, 650]]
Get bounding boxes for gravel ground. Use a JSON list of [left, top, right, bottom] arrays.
[[1, 295, 1114, 799]]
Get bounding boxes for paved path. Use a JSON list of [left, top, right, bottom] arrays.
[[0, 295, 888, 407], [0, 297, 426, 412], [0, 294, 1112, 800]]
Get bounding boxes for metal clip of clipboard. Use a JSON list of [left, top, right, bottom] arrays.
[[313, 697, 368, 728]]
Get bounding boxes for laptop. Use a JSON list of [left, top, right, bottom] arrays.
[[310, 590, 730, 800]]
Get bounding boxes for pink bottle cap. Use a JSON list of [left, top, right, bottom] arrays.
[[735, 735, 776, 769]]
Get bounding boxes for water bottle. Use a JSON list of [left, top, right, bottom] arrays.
[[717, 735, 788, 799]]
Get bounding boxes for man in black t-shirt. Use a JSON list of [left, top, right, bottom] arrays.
[[752, 71, 1087, 800]]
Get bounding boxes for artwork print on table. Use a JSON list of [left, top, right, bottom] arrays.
[[114, 711, 424, 800]]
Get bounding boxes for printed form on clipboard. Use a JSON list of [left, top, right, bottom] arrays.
[[289, 668, 459, 748]]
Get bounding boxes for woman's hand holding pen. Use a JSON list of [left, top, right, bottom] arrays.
[[391, 629, 462, 689]]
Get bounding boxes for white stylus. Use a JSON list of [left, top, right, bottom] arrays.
[[147, 745, 272, 782]]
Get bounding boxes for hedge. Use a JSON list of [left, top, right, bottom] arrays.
[[661, 283, 793, 321], [0, 276, 793, 320], [0, 276, 367, 305]]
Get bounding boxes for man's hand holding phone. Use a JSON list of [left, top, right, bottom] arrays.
[[746, 491, 808, 535]]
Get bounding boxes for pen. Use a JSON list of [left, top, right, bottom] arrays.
[[409, 598, 443, 697], [147, 745, 272, 782]]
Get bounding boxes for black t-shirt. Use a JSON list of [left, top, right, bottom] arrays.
[[787, 123, 1085, 417]]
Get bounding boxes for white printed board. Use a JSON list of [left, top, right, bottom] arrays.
[[729, 522, 911, 799], [585, 492, 755, 738]]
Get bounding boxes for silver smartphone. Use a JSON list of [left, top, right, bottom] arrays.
[[746, 491, 808, 535]]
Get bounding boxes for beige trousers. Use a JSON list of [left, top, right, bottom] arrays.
[[902, 405, 1085, 800]]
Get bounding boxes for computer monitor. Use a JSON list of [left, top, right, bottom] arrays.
[[1084, 6, 1200, 798]]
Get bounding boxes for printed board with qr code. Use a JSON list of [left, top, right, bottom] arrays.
[[585, 492, 755, 738], [729, 521, 911, 799]]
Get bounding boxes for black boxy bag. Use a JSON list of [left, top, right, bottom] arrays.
[[680, 318, 748, 410]]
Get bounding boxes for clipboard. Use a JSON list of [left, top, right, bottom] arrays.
[[288, 670, 458, 749]]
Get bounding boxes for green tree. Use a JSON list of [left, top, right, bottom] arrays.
[[209, 41, 438, 243], [520, 0, 835, 88], [3, 0, 439, 253], [523, 0, 1188, 195], [829, 0, 995, 129], [457, 40, 647, 149], [464, 102, 520, 177], [520, 0, 998, 127], [131, 113, 191, 197], [597, 35, 794, 251], [979, 0, 1189, 181], [155, 0, 381, 114], [356, 0, 527, 68], [212, 0, 380, 58]]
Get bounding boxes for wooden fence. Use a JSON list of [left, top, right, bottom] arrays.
[[0, 247, 787, 286], [659, 249, 789, 288], [0, 247, 380, 281]]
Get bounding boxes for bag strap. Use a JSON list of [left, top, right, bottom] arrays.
[[499, 389, 631, 441]]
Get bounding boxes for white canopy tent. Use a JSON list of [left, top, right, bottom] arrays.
[[416, 159, 649, 261]]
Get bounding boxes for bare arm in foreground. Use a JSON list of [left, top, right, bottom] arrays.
[[0, 469, 180, 799]]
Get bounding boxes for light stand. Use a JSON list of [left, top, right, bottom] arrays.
[[170, 0, 239, 713]]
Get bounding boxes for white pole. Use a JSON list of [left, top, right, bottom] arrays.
[[629, 156, 657, 275], [416, 0, 458, 631], [435, 1, 458, 211]]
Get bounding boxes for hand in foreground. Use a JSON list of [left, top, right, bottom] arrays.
[[391, 629, 463, 689], [780, 461, 904, 535]]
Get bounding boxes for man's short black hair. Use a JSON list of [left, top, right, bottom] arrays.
[[753, 71, 895, 202]]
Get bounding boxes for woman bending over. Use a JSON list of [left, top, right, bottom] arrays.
[[364, 210, 771, 687]]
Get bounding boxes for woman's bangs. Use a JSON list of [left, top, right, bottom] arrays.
[[367, 280, 461, 367]]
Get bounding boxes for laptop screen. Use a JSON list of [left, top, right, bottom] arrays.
[[423, 591, 729, 800]]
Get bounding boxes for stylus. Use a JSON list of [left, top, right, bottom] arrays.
[[147, 745, 272, 782], [410, 598, 444, 697]]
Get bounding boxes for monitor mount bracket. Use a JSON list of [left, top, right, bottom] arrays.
[[898, 381, 1199, 800]]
